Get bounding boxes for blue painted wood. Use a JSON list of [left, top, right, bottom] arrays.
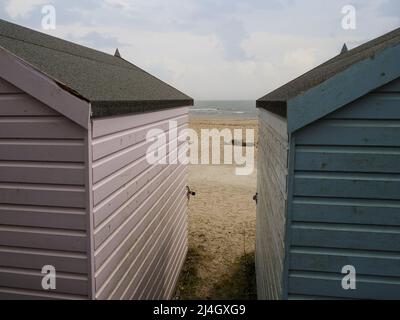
[[296, 119, 400, 147], [292, 197, 400, 226], [288, 44, 400, 133], [290, 248, 400, 277], [281, 136, 297, 300], [294, 172, 400, 200], [296, 146, 400, 173], [289, 272, 400, 299], [374, 77, 400, 93], [291, 223, 400, 252], [328, 94, 400, 120]]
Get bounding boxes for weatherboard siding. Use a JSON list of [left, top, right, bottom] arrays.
[[91, 107, 189, 300], [0, 78, 90, 300], [287, 78, 400, 299], [256, 108, 288, 300]]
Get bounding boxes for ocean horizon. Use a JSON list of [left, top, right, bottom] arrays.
[[190, 100, 258, 120]]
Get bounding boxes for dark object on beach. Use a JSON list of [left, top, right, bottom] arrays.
[[186, 186, 196, 200], [231, 139, 254, 147], [253, 193, 258, 204], [255, 27, 400, 300]]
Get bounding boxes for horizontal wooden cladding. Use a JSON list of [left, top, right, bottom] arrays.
[[328, 94, 400, 120], [256, 108, 288, 300], [296, 119, 400, 147], [290, 247, 400, 278], [0, 78, 22, 94], [95, 179, 187, 299], [0, 287, 87, 300], [93, 133, 187, 207], [296, 146, 400, 173], [92, 107, 189, 138], [110, 198, 187, 300], [94, 164, 186, 266], [289, 271, 400, 299], [0, 139, 84, 162], [0, 204, 86, 230], [0, 94, 58, 116], [136, 216, 188, 300], [0, 267, 88, 296], [291, 222, 400, 252], [0, 116, 84, 139], [294, 172, 400, 200], [0, 183, 86, 208], [0, 246, 87, 274], [92, 123, 187, 184], [292, 197, 400, 227], [0, 162, 84, 185], [94, 159, 187, 246], [0, 226, 87, 252], [92, 114, 188, 161]]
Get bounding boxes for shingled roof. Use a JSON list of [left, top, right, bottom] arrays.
[[257, 27, 400, 117], [0, 19, 193, 117]]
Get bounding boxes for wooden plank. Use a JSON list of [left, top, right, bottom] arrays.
[[328, 94, 400, 120], [0, 162, 84, 185], [0, 247, 87, 274], [93, 144, 186, 209], [289, 272, 400, 299], [95, 183, 186, 298], [92, 131, 186, 184], [294, 172, 400, 200], [292, 197, 400, 226], [0, 204, 86, 230], [0, 183, 86, 208], [0, 94, 57, 116], [125, 206, 186, 300], [0, 49, 90, 128], [291, 223, 400, 252], [0, 226, 87, 252], [296, 119, 400, 147], [136, 219, 187, 299], [295, 146, 400, 173], [92, 116, 187, 161], [290, 248, 400, 277], [0, 78, 22, 93], [0, 267, 88, 296], [0, 287, 86, 300], [288, 44, 400, 133], [259, 108, 288, 141], [0, 140, 84, 162], [94, 164, 185, 252], [92, 107, 188, 138], [0, 116, 84, 139], [375, 78, 400, 93]]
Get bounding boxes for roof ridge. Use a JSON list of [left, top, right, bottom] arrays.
[[0, 32, 134, 71]]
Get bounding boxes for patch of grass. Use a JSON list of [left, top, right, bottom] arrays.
[[209, 252, 257, 300], [174, 247, 204, 300]]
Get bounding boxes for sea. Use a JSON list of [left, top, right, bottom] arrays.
[[190, 100, 257, 120]]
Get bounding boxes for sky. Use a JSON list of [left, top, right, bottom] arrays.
[[0, 0, 399, 100]]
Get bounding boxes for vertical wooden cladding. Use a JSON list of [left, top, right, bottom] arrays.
[[288, 78, 400, 299], [0, 78, 89, 300], [256, 109, 288, 300], [91, 107, 189, 300]]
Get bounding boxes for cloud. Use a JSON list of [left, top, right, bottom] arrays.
[[4, 0, 48, 18], [1, 0, 399, 99]]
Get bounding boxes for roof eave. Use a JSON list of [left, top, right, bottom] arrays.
[[287, 43, 400, 133], [256, 100, 287, 118], [91, 99, 194, 118]]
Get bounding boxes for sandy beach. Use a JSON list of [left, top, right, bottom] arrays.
[[176, 118, 258, 300]]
